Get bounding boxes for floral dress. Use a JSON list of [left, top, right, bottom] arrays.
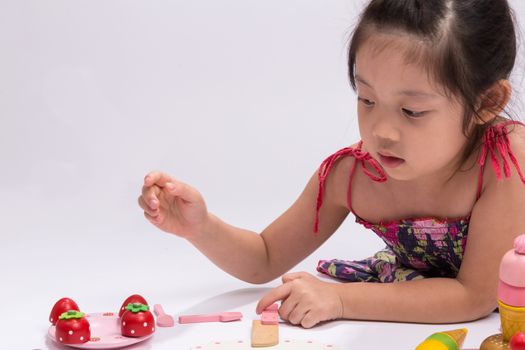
[[315, 121, 525, 282]]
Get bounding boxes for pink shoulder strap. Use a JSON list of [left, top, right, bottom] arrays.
[[314, 141, 386, 233], [477, 120, 525, 199]]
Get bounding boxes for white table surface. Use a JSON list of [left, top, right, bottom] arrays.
[[1, 224, 502, 350]]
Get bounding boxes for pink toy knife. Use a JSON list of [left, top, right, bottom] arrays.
[[153, 304, 175, 327], [178, 312, 243, 324]]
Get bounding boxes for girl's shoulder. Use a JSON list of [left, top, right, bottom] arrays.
[[317, 141, 366, 208], [504, 120, 525, 148], [481, 119, 525, 190]]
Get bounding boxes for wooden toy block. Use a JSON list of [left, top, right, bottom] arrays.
[[251, 320, 278, 347]]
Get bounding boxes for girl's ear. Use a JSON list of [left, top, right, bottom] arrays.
[[476, 79, 512, 123]]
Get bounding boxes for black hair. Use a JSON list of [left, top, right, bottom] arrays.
[[348, 0, 517, 168]]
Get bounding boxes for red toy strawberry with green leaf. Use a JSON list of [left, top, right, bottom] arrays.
[[55, 310, 91, 344], [49, 297, 80, 325], [118, 294, 149, 317], [510, 332, 525, 350], [121, 303, 155, 337]]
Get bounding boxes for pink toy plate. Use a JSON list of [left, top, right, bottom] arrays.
[[48, 312, 154, 349]]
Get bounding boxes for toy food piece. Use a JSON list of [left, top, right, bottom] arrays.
[[261, 303, 279, 325], [510, 332, 525, 350], [415, 328, 467, 350], [121, 303, 155, 337], [153, 304, 174, 327], [251, 320, 278, 348], [49, 297, 80, 325], [480, 334, 510, 350], [498, 234, 525, 341], [118, 294, 148, 317], [55, 310, 91, 344]]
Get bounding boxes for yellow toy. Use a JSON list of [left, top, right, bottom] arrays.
[[415, 328, 468, 350]]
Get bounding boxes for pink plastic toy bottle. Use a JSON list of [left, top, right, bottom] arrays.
[[498, 234, 525, 342]]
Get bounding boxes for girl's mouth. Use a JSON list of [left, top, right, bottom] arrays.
[[378, 153, 405, 168]]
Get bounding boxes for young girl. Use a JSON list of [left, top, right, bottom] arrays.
[[139, 0, 525, 328]]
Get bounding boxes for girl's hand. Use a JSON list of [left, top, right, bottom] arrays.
[[138, 171, 208, 238], [256, 272, 344, 328]]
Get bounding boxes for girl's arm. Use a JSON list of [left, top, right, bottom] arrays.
[[188, 173, 349, 283], [257, 130, 525, 325], [140, 158, 351, 284]]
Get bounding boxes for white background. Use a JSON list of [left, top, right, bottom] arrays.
[[1, 0, 524, 349]]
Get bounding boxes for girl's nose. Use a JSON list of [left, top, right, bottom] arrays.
[[371, 114, 401, 143]]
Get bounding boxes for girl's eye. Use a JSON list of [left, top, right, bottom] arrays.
[[402, 108, 425, 118], [358, 97, 375, 107]]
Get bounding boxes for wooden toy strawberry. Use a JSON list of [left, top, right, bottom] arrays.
[[510, 332, 525, 350], [121, 303, 155, 337], [49, 297, 80, 325], [118, 294, 149, 317], [55, 310, 91, 344]]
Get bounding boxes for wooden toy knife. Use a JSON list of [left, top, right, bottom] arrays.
[[178, 312, 243, 324]]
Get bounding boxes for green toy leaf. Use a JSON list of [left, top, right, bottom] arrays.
[[125, 303, 149, 313], [59, 310, 85, 320]]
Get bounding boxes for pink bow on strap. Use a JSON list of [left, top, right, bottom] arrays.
[[477, 121, 525, 195], [314, 141, 386, 233]]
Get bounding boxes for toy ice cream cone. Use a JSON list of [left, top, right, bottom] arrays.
[[499, 301, 525, 342], [498, 235, 525, 342], [415, 328, 467, 350]]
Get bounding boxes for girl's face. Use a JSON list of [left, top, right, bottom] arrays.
[[355, 34, 469, 184]]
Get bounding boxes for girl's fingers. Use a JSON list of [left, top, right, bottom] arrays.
[[287, 304, 308, 325], [143, 172, 201, 207], [280, 298, 301, 323], [164, 181, 200, 204], [141, 184, 162, 210], [144, 171, 176, 188], [282, 271, 310, 283], [144, 210, 161, 224], [300, 311, 317, 329], [256, 283, 292, 314], [138, 196, 159, 217]]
